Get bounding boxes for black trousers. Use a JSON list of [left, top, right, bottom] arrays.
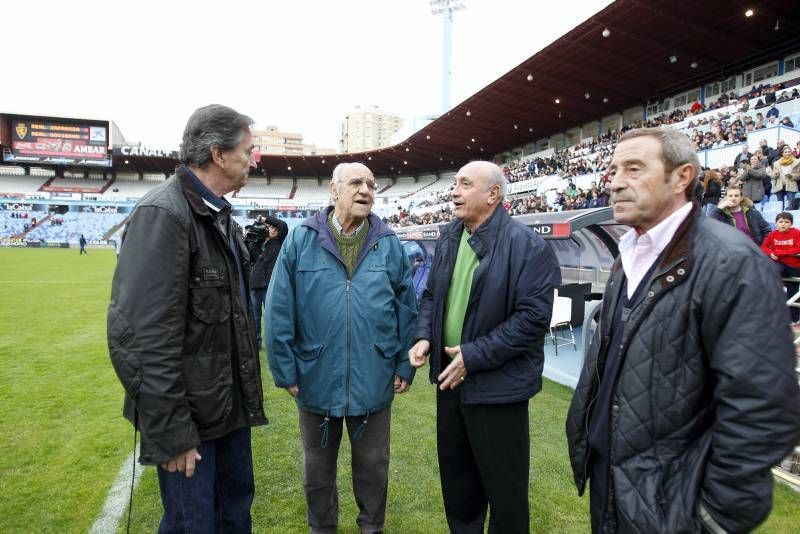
[[437, 387, 530, 534]]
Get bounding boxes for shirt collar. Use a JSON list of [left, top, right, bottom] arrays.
[[619, 201, 692, 254], [331, 209, 365, 236], [183, 165, 230, 213]]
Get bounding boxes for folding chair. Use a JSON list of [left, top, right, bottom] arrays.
[[549, 289, 577, 355]]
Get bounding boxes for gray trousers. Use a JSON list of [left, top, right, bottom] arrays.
[[298, 407, 391, 534]]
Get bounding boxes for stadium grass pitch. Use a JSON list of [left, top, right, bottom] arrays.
[[0, 248, 797, 533]]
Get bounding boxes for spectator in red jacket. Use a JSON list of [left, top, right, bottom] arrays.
[[761, 211, 800, 322]]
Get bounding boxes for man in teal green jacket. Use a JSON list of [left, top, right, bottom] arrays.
[[265, 162, 417, 534]]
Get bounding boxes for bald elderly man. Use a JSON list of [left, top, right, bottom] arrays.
[[410, 161, 560, 533], [266, 162, 417, 534]]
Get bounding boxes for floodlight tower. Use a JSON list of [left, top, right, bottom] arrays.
[[430, 0, 465, 114]]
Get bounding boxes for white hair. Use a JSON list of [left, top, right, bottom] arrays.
[[331, 162, 348, 188], [486, 163, 507, 199]]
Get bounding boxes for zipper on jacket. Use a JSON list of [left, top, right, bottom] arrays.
[[582, 357, 601, 488], [344, 279, 352, 415]]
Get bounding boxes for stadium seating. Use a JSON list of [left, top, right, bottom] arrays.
[[47, 177, 107, 191], [29, 167, 56, 177], [0, 210, 46, 237], [293, 181, 330, 204], [0, 175, 49, 194], [378, 175, 436, 198], [108, 180, 160, 198], [25, 211, 126, 243], [237, 177, 293, 198], [0, 165, 25, 176]]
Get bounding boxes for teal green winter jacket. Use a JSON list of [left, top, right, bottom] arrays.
[[265, 207, 417, 417]]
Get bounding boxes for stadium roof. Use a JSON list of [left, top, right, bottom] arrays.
[[255, 0, 800, 178], [3, 1, 798, 179]]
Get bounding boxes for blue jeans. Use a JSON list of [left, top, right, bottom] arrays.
[[250, 288, 267, 347], [776, 191, 796, 210], [157, 427, 254, 534]]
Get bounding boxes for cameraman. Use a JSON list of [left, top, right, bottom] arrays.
[[250, 215, 288, 348]]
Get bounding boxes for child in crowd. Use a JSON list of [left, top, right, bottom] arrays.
[[761, 211, 800, 322]]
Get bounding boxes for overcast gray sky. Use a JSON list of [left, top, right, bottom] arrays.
[[2, 0, 612, 150]]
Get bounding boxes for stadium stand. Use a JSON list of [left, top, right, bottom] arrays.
[[25, 211, 125, 242], [0, 165, 25, 176], [46, 177, 107, 192], [0, 209, 46, 236], [29, 167, 56, 177], [0, 173, 49, 194], [3, 55, 800, 242], [293, 181, 330, 204], [236, 177, 293, 198], [377, 175, 436, 199]]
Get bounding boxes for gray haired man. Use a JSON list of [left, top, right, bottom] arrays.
[[108, 104, 267, 532]]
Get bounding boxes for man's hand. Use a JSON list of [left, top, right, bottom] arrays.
[[438, 346, 468, 390], [394, 375, 410, 393], [161, 448, 202, 478], [409, 339, 430, 368], [770, 253, 779, 260], [286, 385, 299, 397]]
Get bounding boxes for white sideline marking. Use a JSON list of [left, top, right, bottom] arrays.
[[89, 445, 142, 534], [0, 280, 108, 284]]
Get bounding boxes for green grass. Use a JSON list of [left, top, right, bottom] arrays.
[[0, 248, 797, 533]]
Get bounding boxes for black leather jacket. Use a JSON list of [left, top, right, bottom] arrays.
[[107, 166, 267, 465], [566, 204, 800, 533]]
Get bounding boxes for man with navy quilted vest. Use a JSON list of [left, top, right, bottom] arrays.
[[566, 127, 800, 533]]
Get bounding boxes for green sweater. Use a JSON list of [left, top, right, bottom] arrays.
[[444, 228, 479, 348], [328, 210, 369, 278]]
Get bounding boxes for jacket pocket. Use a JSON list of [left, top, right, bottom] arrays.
[[297, 342, 325, 361], [189, 273, 231, 324], [374, 340, 400, 360], [182, 352, 233, 428]]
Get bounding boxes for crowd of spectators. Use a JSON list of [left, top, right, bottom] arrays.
[[385, 81, 800, 230], [383, 206, 457, 227], [382, 177, 613, 228]]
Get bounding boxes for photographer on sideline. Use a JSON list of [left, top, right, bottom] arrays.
[[249, 214, 288, 348]]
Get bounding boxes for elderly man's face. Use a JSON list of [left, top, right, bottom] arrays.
[[331, 163, 375, 221], [451, 162, 501, 230], [608, 136, 690, 234]]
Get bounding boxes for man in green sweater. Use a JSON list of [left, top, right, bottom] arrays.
[[266, 162, 417, 533]]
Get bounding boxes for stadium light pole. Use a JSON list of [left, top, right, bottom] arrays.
[[430, 0, 465, 114]]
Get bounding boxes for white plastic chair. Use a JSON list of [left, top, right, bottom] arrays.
[[549, 289, 577, 355]]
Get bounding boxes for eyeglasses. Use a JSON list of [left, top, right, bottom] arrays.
[[345, 177, 376, 190]]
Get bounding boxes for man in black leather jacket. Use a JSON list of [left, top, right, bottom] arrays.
[[566, 128, 800, 533], [107, 105, 267, 532]]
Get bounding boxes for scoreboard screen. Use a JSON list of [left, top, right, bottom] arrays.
[[6, 118, 110, 167]]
